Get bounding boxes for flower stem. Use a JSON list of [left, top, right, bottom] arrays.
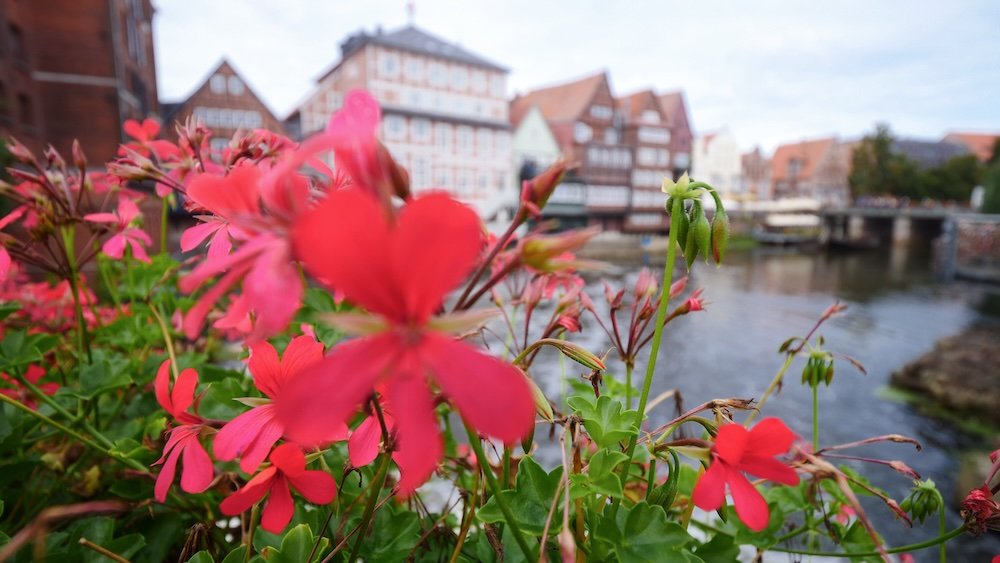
[[768, 525, 966, 558], [463, 423, 535, 561], [619, 196, 682, 484], [812, 383, 819, 451], [346, 452, 392, 563], [936, 489, 947, 563], [245, 504, 259, 562], [159, 197, 169, 255], [625, 361, 634, 408]]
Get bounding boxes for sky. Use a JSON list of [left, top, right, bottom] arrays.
[[154, 0, 1000, 153]]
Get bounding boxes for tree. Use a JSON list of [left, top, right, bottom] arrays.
[[981, 139, 1000, 213]]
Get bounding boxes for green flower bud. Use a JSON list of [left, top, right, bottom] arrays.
[[684, 209, 700, 270], [710, 208, 730, 264], [674, 201, 689, 254], [692, 203, 711, 263]]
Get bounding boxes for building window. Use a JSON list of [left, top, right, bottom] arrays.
[[9, 25, 25, 62], [413, 157, 429, 187], [638, 127, 671, 144], [574, 122, 592, 143], [210, 74, 226, 94], [458, 169, 472, 196], [435, 167, 452, 188], [404, 57, 424, 81], [789, 158, 803, 178], [495, 132, 509, 156], [379, 52, 400, 77], [385, 115, 406, 139], [457, 126, 473, 154], [326, 92, 343, 112], [590, 105, 613, 120], [490, 75, 505, 97], [472, 71, 486, 93], [604, 128, 618, 145], [641, 110, 660, 124], [476, 129, 491, 155], [451, 68, 468, 91], [210, 138, 229, 153], [435, 123, 451, 151], [411, 118, 431, 141], [228, 76, 244, 95], [429, 63, 447, 86], [16, 93, 30, 125]]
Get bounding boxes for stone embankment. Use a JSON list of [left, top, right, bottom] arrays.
[[890, 325, 1000, 424]]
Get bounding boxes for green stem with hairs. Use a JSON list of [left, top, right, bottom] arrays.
[[812, 383, 819, 451], [346, 452, 392, 563], [160, 197, 169, 255]]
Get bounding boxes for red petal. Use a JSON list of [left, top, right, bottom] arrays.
[[102, 234, 127, 259], [269, 443, 306, 478], [123, 119, 146, 140], [420, 334, 534, 444], [390, 194, 483, 323], [83, 212, 119, 224], [691, 459, 727, 511], [243, 242, 302, 340], [713, 423, 749, 466], [348, 415, 382, 468], [180, 221, 222, 252], [213, 405, 284, 474], [154, 437, 183, 502], [293, 188, 399, 318], [746, 417, 796, 457], [385, 365, 442, 496], [289, 470, 337, 505], [278, 335, 325, 387], [171, 368, 199, 415], [740, 454, 799, 486], [181, 261, 252, 340], [261, 476, 294, 533], [142, 118, 160, 138], [180, 435, 214, 493], [186, 166, 260, 218], [154, 359, 173, 413], [277, 335, 397, 447], [248, 340, 282, 398], [0, 247, 10, 281], [219, 467, 277, 515], [728, 468, 770, 532]]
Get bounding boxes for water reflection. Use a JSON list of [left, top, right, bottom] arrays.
[[529, 245, 999, 560]]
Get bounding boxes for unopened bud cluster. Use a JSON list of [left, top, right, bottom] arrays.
[[662, 173, 729, 269], [900, 479, 942, 524]]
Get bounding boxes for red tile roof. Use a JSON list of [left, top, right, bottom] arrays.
[[511, 71, 608, 126], [616, 89, 660, 123], [771, 137, 836, 182], [657, 91, 686, 126], [943, 132, 1000, 162]]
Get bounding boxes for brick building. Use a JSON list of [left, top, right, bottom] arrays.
[[294, 25, 513, 219], [0, 0, 158, 163], [657, 91, 694, 179], [617, 89, 672, 231], [771, 137, 850, 205], [161, 59, 286, 151], [740, 147, 772, 200]]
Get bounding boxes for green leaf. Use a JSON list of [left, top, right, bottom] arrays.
[[363, 506, 421, 562], [185, 551, 214, 563], [477, 457, 562, 536], [691, 533, 740, 562], [595, 502, 693, 562], [220, 546, 247, 563], [77, 351, 132, 399], [103, 533, 146, 561], [268, 524, 320, 563], [571, 449, 628, 498], [566, 395, 638, 448], [0, 404, 11, 442]]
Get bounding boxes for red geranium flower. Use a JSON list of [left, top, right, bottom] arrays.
[[0, 365, 59, 409], [153, 360, 213, 502], [214, 335, 347, 473], [220, 443, 336, 534], [277, 188, 535, 496], [692, 418, 800, 531], [84, 197, 153, 264]]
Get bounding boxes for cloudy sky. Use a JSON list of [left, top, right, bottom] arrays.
[[154, 0, 999, 153]]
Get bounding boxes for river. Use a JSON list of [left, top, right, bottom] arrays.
[[527, 245, 1000, 561]]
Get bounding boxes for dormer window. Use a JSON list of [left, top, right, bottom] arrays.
[[227, 76, 244, 95], [590, 105, 613, 120], [574, 122, 592, 143], [210, 74, 226, 94], [641, 109, 660, 124]]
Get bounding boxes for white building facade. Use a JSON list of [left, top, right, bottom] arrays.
[[691, 129, 743, 196], [297, 26, 513, 218]]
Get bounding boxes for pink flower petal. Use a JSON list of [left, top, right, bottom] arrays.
[[170, 367, 199, 415], [746, 417, 796, 457], [243, 243, 302, 340], [154, 439, 183, 502], [277, 335, 396, 447], [213, 405, 284, 474], [385, 363, 442, 496], [83, 212, 119, 224], [220, 467, 277, 515], [728, 467, 770, 532], [154, 360, 174, 413], [278, 335, 325, 387], [713, 423, 750, 466], [293, 188, 398, 318], [186, 166, 260, 218], [269, 443, 306, 477], [180, 435, 214, 493], [261, 476, 294, 533], [390, 193, 483, 323], [739, 454, 799, 486], [0, 247, 12, 282], [691, 458, 728, 512], [182, 261, 253, 340], [289, 470, 337, 505], [128, 237, 151, 264], [102, 234, 127, 259], [180, 221, 220, 252], [420, 334, 534, 444], [348, 415, 382, 468], [248, 341, 282, 398]]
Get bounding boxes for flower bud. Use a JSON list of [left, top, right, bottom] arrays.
[[692, 203, 711, 263], [673, 201, 689, 253], [661, 172, 691, 198], [710, 208, 730, 264], [539, 339, 606, 372], [519, 227, 600, 273], [43, 145, 66, 169], [520, 160, 569, 215], [668, 276, 688, 299], [72, 140, 88, 170], [683, 208, 700, 269], [6, 137, 37, 164], [522, 370, 554, 422]]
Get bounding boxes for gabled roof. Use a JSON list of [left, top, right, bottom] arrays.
[[616, 89, 661, 123], [771, 137, 836, 182], [893, 138, 971, 168], [511, 71, 609, 125], [942, 132, 999, 162], [657, 91, 687, 126], [163, 58, 282, 125], [337, 24, 506, 72]]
